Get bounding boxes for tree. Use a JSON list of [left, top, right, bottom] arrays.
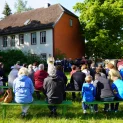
[[14, 0, 33, 13], [2, 2, 12, 17], [73, 0, 123, 59]]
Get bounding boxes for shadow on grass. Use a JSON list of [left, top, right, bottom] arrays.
[[2, 101, 123, 121]]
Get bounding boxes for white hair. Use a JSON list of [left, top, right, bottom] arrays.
[[39, 64, 44, 70]]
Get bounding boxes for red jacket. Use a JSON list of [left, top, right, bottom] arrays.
[[34, 70, 48, 90]]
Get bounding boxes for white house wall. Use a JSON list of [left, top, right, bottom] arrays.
[[0, 29, 53, 58]]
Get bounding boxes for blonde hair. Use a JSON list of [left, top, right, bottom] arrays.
[[28, 64, 33, 69], [81, 64, 87, 70], [18, 67, 29, 76], [107, 63, 115, 69], [85, 75, 92, 83], [109, 69, 121, 79]]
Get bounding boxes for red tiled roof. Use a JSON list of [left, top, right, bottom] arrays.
[[0, 4, 77, 35]]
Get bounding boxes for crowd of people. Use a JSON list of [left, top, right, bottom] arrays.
[[0, 55, 123, 117]]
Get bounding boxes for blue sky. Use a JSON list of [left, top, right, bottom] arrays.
[[0, 0, 83, 17]]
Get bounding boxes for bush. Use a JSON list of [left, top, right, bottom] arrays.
[[0, 49, 46, 73]]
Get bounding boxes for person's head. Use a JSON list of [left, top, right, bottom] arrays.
[[18, 67, 29, 76], [33, 62, 38, 67], [28, 64, 33, 69], [81, 64, 87, 70], [0, 62, 3, 68], [56, 65, 63, 71], [85, 75, 92, 83], [96, 67, 101, 73], [95, 73, 101, 80], [71, 65, 76, 70], [107, 63, 115, 70], [98, 64, 103, 68], [76, 66, 81, 71], [49, 66, 56, 76], [16, 61, 20, 65], [91, 62, 95, 68], [39, 64, 44, 70], [23, 63, 27, 68], [109, 69, 121, 81], [13, 64, 20, 70]]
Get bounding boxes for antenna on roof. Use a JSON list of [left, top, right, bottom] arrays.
[[24, 19, 31, 25]]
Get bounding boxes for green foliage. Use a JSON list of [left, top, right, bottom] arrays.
[[55, 48, 66, 59], [74, 0, 123, 59], [14, 0, 33, 13], [2, 2, 12, 17], [0, 49, 42, 72]]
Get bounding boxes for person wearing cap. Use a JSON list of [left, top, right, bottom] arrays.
[[43, 66, 64, 117], [13, 67, 34, 118], [34, 64, 48, 99], [8, 64, 20, 88]]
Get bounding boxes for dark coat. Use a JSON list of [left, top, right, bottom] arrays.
[[43, 75, 64, 104], [70, 71, 86, 91], [56, 70, 67, 85]]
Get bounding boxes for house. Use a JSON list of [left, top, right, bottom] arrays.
[[0, 3, 85, 60]]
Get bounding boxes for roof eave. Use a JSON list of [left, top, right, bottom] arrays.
[[0, 25, 53, 36]]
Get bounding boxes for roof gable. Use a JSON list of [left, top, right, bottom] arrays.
[[0, 4, 77, 35]]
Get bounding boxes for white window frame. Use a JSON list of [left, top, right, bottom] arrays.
[[3, 36, 7, 47], [31, 32, 36, 45], [19, 34, 24, 45], [11, 35, 15, 46], [40, 31, 46, 44]]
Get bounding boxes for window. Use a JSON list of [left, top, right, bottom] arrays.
[[11, 35, 15, 46], [19, 34, 24, 45], [40, 31, 46, 44], [70, 19, 73, 27], [40, 53, 47, 61], [31, 32, 36, 45], [3, 36, 7, 47]]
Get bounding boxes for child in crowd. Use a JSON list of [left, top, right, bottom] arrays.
[[82, 75, 96, 114]]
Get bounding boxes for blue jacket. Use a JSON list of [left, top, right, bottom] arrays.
[[82, 83, 96, 102], [111, 79, 123, 99], [13, 75, 34, 103], [119, 69, 123, 79]]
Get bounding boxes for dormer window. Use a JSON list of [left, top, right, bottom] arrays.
[[24, 19, 31, 25]]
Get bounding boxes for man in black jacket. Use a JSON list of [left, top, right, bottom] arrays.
[[43, 66, 64, 117], [70, 67, 86, 100]]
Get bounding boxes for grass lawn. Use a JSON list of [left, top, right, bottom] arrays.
[[1, 95, 123, 123], [1, 73, 123, 123]]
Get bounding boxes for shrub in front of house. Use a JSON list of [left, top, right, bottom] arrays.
[[0, 49, 46, 72]]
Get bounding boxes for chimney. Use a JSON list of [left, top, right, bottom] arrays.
[[44, 3, 51, 8]]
